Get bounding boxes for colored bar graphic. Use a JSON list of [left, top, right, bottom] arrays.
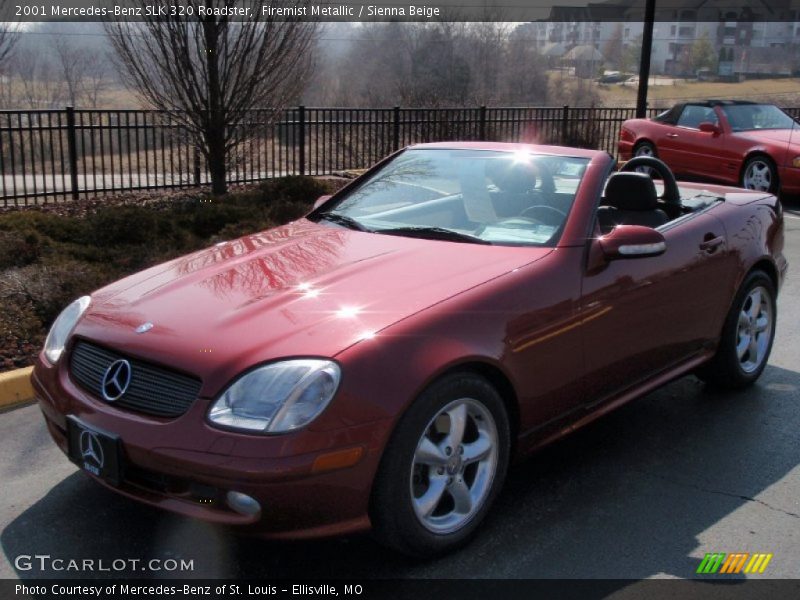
[[697, 553, 726, 574], [720, 553, 749, 573], [744, 553, 774, 574], [697, 552, 773, 575]]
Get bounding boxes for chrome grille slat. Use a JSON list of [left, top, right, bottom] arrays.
[[69, 341, 201, 418]]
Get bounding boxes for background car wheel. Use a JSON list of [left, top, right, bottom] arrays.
[[370, 373, 510, 557], [697, 270, 776, 389], [633, 142, 658, 177], [741, 156, 779, 194]]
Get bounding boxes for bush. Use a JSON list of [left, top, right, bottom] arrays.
[[0, 301, 44, 369], [0, 211, 86, 244], [0, 259, 117, 326], [0, 230, 43, 269], [86, 206, 171, 247], [189, 202, 258, 238], [258, 175, 333, 204]]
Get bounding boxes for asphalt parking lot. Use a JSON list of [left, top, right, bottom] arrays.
[[1, 202, 800, 582]]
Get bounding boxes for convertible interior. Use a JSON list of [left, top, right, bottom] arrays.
[[329, 150, 724, 245]]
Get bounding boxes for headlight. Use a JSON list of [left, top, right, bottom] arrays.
[[43, 296, 91, 364], [208, 360, 341, 434]]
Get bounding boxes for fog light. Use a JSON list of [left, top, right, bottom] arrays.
[[225, 491, 261, 517]]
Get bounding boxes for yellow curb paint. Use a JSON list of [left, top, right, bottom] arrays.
[[0, 366, 35, 409]]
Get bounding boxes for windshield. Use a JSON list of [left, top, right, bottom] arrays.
[[721, 104, 796, 132], [313, 149, 589, 246]]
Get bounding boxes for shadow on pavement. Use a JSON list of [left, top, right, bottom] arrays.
[[3, 365, 799, 582]]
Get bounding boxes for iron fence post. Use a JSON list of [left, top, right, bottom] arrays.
[[298, 105, 306, 176], [193, 149, 201, 186], [479, 106, 487, 140], [561, 105, 569, 145], [65, 106, 80, 200], [393, 106, 401, 150]]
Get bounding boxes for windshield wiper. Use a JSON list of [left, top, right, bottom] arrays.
[[375, 226, 491, 245], [317, 212, 371, 232]]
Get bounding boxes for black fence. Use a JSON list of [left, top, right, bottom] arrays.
[[2, 105, 798, 206]]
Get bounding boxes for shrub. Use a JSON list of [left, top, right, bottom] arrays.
[[0, 259, 117, 326], [0, 301, 44, 369], [189, 202, 259, 238], [258, 175, 332, 204], [86, 206, 169, 247], [0, 211, 87, 244], [0, 229, 43, 269]]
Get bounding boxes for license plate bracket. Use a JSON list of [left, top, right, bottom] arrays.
[[66, 416, 123, 486]]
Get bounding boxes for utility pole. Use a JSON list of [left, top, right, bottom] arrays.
[[636, 0, 656, 118]]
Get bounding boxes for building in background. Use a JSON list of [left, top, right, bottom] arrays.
[[534, 0, 800, 78]]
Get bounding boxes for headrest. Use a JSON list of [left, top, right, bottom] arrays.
[[604, 172, 658, 211], [488, 161, 538, 194]]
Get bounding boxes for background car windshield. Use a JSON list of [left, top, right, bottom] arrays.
[[324, 149, 589, 246], [721, 105, 796, 131]]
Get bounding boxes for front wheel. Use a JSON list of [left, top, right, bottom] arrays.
[[741, 156, 779, 194], [370, 373, 510, 557], [697, 270, 776, 389], [633, 141, 658, 177]]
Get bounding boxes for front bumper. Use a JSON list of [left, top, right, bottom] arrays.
[[33, 358, 392, 539]]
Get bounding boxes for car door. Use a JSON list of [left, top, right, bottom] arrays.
[[662, 104, 722, 175], [645, 121, 683, 169], [579, 210, 736, 404]]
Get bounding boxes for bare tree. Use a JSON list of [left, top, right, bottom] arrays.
[[106, 1, 317, 195], [0, 2, 19, 70], [9, 48, 66, 108], [52, 35, 109, 107]]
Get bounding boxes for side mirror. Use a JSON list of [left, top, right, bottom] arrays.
[[313, 195, 332, 210], [599, 225, 666, 259], [698, 121, 720, 135]]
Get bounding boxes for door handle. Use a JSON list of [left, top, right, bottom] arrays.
[[666, 133, 679, 138], [699, 235, 724, 252]]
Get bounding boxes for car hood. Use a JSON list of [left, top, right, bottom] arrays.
[[74, 219, 549, 394]]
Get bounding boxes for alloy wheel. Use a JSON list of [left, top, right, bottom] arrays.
[[410, 398, 498, 534], [743, 160, 773, 192], [736, 285, 774, 374]]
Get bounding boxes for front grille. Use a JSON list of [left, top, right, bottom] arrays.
[[69, 341, 202, 418]]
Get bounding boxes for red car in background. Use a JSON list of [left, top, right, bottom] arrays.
[[32, 143, 786, 557], [619, 100, 800, 195]]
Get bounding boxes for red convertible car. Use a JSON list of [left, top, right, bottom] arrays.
[[619, 100, 800, 194], [32, 143, 786, 557]]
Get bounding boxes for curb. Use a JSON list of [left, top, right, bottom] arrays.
[[0, 366, 35, 410]]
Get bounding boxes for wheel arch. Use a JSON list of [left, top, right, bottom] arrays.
[[721, 257, 780, 327], [434, 361, 520, 453], [746, 258, 779, 292]]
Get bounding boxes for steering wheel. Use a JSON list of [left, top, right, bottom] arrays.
[[619, 156, 681, 206], [520, 204, 566, 226]]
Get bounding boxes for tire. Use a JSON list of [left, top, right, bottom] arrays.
[[633, 141, 657, 159], [633, 142, 658, 177], [697, 270, 777, 389], [370, 373, 510, 558], [741, 155, 779, 194]]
